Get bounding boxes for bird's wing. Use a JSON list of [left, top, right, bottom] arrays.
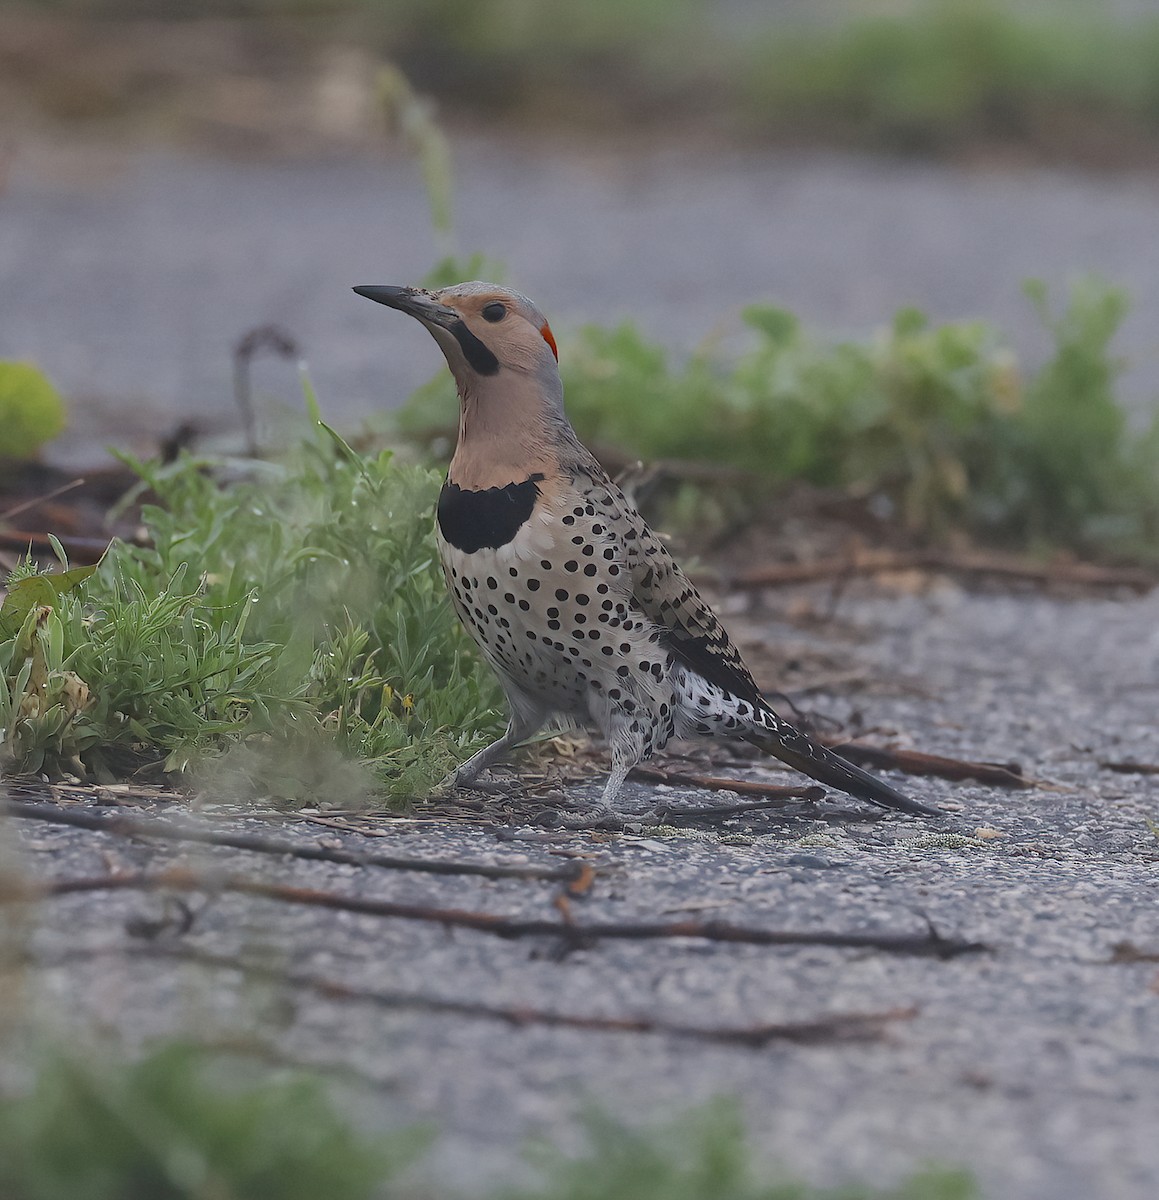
[[577, 464, 768, 710]]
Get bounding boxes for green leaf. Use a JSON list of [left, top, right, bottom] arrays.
[[0, 565, 96, 640], [741, 304, 798, 347]]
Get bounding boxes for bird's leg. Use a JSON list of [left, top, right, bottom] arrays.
[[593, 718, 646, 815], [598, 750, 634, 811], [549, 737, 642, 833]]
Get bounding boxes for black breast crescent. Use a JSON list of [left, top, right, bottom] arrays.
[[437, 474, 545, 553]]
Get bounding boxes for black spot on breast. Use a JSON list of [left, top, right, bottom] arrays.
[[437, 474, 544, 553]]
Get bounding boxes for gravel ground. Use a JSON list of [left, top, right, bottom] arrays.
[[3, 134, 1159, 465], [3, 580, 1158, 1200]]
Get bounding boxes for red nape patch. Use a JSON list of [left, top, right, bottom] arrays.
[[540, 322, 558, 360]]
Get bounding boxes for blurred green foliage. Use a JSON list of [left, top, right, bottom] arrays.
[[0, 363, 66, 461], [504, 1102, 976, 1200], [0, 418, 502, 794], [17, 1, 1159, 159], [0, 1042, 407, 1200], [377, 0, 1159, 158], [0, 1046, 974, 1200], [745, 1, 1159, 153]]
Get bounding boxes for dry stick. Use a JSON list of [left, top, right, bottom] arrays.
[[1099, 760, 1159, 776], [732, 549, 1157, 593], [629, 765, 825, 806], [26, 944, 917, 1047], [1108, 941, 1159, 964], [0, 476, 87, 523], [644, 740, 1031, 793], [175, 947, 919, 1045], [826, 743, 1030, 788], [12, 867, 987, 958], [0, 798, 585, 885], [786, 670, 870, 697], [651, 796, 825, 821], [233, 324, 299, 458]]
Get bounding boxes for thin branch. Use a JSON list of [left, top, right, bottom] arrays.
[[7, 866, 987, 958], [21, 944, 917, 1047], [629, 765, 824, 806], [636, 739, 1033, 792], [1099, 760, 1159, 776], [0, 477, 86, 524], [0, 798, 586, 885], [1108, 941, 1159, 964], [825, 743, 1031, 788], [233, 324, 300, 458], [784, 670, 870, 697], [732, 549, 1156, 593]]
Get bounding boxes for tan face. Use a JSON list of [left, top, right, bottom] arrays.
[[354, 281, 570, 488], [353, 282, 559, 379], [432, 284, 559, 377]]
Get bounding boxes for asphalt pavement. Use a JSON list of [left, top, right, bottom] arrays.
[[3, 580, 1158, 1199]]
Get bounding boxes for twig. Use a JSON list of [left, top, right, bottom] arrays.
[[1108, 941, 1159, 964], [233, 325, 300, 458], [7, 866, 987, 958], [649, 795, 827, 821], [629, 764, 824, 805], [732, 549, 1156, 593], [0, 798, 586, 885], [826, 743, 1031, 788], [0, 477, 86, 524], [23, 944, 916, 1047], [1099, 760, 1159, 776]]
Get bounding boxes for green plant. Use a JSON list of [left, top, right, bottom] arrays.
[[505, 1102, 975, 1200], [0, 1042, 411, 1200], [0, 362, 66, 461], [0, 1045, 974, 1200], [378, 63, 456, 258], [0, 421, 503, 796], [743, 1, 1159, 154], [1, 557, 108, 778], [1014, 278, 1153, 546]]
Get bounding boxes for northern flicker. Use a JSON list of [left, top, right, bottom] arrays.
[[355, 281, 939, 818]]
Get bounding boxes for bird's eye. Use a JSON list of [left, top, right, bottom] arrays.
[[481, 301, 507, 323]]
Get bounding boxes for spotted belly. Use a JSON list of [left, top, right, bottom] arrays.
[[436, 486, 676, 731]]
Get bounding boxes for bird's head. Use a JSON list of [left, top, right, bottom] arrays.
[[354, 281, 560, 387], [356, 281, 571, 485]]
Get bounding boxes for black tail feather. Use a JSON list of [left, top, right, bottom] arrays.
[[748, 718, 942, 817]]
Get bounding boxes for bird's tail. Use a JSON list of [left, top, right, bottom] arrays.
[[746, 711, 941, 817]]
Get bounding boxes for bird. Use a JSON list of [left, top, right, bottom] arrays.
[[354, 281, 940, 818]]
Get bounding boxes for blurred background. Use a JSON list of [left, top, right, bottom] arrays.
[[3, 0, 1159, 468]]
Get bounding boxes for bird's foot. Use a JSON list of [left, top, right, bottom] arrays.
[[429, 768, 463, 799], [551, 803, 626, 833], [432, 767, 521, 799]]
